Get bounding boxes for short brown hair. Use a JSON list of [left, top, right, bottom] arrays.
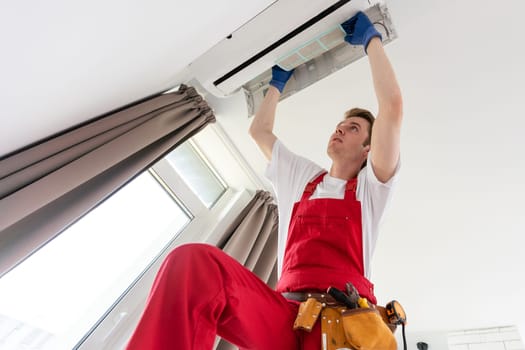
[[344, 108, 375, 169], [344, 107, 375, 146]]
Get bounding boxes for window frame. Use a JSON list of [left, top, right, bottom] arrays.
[[74, 188, 252, 350], [150, 144, 227, 217], [74, 123, 266, 350]]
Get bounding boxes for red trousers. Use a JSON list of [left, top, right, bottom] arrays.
[[126, 243, 321, 350]]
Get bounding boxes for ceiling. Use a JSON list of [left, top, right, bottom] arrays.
[[2, 0, 525, 344]]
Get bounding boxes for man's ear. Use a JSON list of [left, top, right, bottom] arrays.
[[362, 144, 371, 158]]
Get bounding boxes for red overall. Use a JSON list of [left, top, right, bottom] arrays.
[[126, 172, 376, 349], [277, 172, 377, 304]]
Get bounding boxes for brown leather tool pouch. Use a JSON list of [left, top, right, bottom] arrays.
[[341, 307, 397, 350], [320, 306, 351, 350], [293, 297, 323, 332]]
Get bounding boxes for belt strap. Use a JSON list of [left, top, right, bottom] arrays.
[[282, 292, 340, 306]]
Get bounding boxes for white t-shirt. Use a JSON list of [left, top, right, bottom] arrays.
[[265, 139, 400, 280]]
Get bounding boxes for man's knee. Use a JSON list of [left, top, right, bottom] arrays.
[[164, 243, 221, 267]]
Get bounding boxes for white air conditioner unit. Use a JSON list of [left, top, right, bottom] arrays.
[[189, 0, 397, 115]]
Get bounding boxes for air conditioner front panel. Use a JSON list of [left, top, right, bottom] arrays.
[[189, 0, 380, 97], [243, 4, 397, 115]]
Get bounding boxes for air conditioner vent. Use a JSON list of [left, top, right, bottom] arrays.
[[244, 4, 396, 116], [189, 0, 397, 116]]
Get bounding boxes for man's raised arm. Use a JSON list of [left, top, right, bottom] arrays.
[[248, 66, 293, 161], [342, 12, 403, 183]]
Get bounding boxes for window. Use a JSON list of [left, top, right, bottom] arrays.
[[165, 141, 226, 208], [0, 138, 230, 350], [0, 171, 190, 349]]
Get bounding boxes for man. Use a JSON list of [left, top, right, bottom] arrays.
[[126, 11, 402, 350]]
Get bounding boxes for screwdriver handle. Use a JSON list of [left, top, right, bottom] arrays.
[[327, 286, 358, 309]]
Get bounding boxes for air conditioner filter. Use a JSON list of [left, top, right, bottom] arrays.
[[277, 26, 346, 71]]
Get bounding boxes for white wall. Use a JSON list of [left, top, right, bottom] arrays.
[[448, 326, 524, 350]]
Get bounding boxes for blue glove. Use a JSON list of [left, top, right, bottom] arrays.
[[341, 11, 382, 53], [269, 65, 294, 93]]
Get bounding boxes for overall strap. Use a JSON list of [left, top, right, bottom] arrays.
[[300, 172, 358, 202], [345, 178, 357, 192], [300, 172, 326, 201]]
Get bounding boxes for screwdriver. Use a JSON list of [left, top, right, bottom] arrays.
[[327, 286, 358, 309]]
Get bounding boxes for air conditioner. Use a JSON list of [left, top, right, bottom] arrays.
[[189, 0, 397, 115]]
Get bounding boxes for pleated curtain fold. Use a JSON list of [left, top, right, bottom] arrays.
[[0, 85, 215, 276], [216, 190, 279, 350]]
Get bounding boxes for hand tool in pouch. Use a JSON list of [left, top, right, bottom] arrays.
[[327, 286, 357, 309]]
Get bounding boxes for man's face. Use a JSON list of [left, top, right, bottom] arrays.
[[327, 117, 370, 162]]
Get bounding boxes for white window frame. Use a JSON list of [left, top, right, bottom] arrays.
[[150, 145, 226, 217], [75, 122, 267, 350]]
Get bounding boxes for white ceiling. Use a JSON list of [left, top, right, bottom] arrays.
[[2, 0, 525, 344]]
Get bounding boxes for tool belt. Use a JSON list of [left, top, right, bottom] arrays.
[[283, 292, 339, 306], [284, 290, 403, 350]]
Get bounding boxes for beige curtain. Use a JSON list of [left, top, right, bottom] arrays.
[[216, 190, 279, 350], [0, 85, 215, 277]]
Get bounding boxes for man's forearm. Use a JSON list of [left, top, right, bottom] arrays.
[[248, 86, 280, 160], [366, 37, 403, 119], [366, 37, 403, 183]]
